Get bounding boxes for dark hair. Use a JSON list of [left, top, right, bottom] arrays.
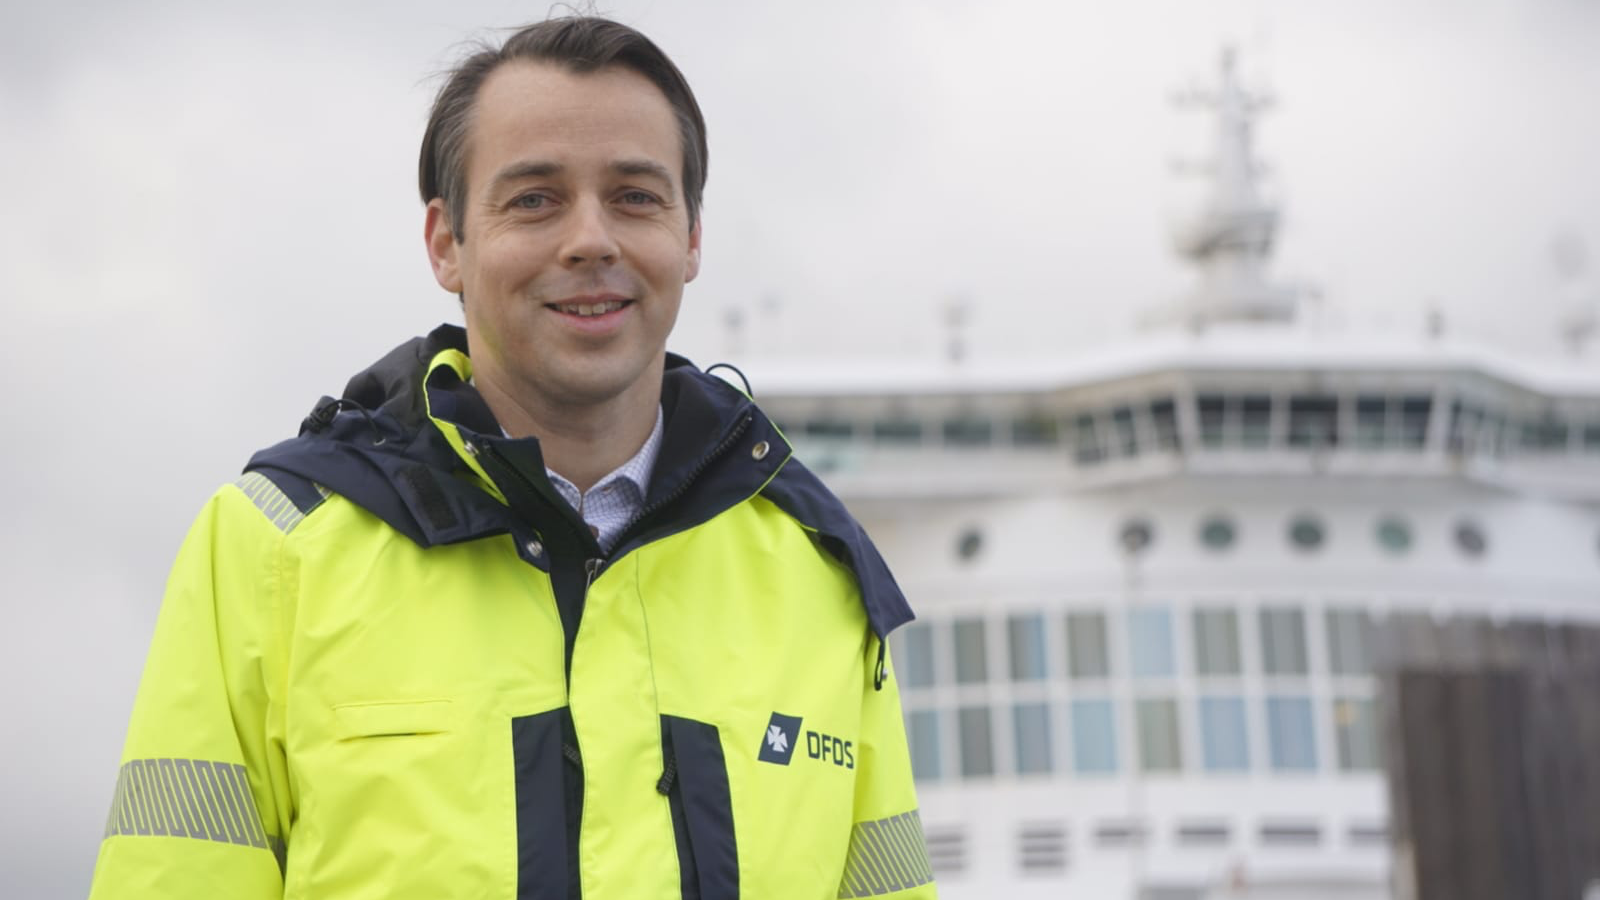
[[419, 16, 708, 241]]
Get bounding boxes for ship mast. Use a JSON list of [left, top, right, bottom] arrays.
[[1172, 47, 1297, 327]]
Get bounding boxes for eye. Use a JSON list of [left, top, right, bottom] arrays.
[[510, 193, 550, 210], [619, 190, 660, 207]]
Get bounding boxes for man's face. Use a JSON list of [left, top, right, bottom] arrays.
[[426, 61, 701, 419]]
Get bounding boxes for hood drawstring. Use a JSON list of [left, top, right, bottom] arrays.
[[302, 396, 385, 445]]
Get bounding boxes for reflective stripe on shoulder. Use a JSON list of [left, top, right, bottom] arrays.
[[836, 809, 935, 898], [234, 472, 329, 533]]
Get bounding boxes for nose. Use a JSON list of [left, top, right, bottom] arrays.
[[560, 198, 620, 267]]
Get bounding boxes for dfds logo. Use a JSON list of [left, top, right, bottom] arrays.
[[805, 730, 855, 769]]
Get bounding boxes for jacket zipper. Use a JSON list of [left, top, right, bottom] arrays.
[[475, 443, 601, 900], [479, 416, 753, 899], [611, 412, 754, 557]]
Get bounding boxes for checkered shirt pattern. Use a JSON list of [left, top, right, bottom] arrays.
[[544, 405, 664, 553]]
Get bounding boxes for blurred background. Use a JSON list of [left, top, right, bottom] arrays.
[[3, 0, 1599, 897]]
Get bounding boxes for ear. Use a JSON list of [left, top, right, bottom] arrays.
[[683, 216, 702, 284], [425, 199, 463, 293]]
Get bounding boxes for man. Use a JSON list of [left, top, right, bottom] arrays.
[[89, 16, 935, 900]]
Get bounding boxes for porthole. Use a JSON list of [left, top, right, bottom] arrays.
[[1199, 515, 1237, 552], [1454, 520, 1488, 558], [955, 527, 984, 563], [1287, 515, 1326, 552], [1119, 519, 1155, 555], [1375, 516, 1413, 555]]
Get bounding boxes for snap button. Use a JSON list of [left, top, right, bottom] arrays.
[[463, 441, 479, 457], [751, 441, 770, 461], [525, 539, 544, 558]]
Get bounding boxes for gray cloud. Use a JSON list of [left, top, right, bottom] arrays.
[[4, 0, 1598, 893]]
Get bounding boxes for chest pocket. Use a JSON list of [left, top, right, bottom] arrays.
[[332, 699, 455, 740]]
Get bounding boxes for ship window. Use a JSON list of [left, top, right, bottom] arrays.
[[1070, 700, 1118, 774], [1326, 609, 1375, 676], [1287, 514, 1326, 552], [1266, 696, 1319, 771], [872, 417, 923, 445], [1447, 401, 1474, 453], [1072, 413, 1105, 464], [1521, 417, 1571, 452], [1135, 698, 1182, 772], [1199, 515, 1237, 552], [1398, 396, 1432, 447], [1454, 520, 1488, 558], [1011, 413, 1060, 447], [1375, 516, 1412, 554], [957, 705, 995, 778], [942, 415, 992, 447], [1119, 518, 1155, 555], [908, 709, 941, 781], [1013, 702, 1054, 775], [1479, 411, 1506, 456], [1128, 607, 1176, 678], [1008, 614, 1049, 681], [896, 623, 936, 688], [804, 417, 853, 440], [1354, 396, 1386, 448], [1260, 607, 1309, 676], [1198, 696, 1250, 771], [1112, 406, 1139, 456], [1193, 608, 1242, 676], [1240, 395, 1272, 447], [1151, 398, 1180, 450], [955, 527, 984, 563], [1584, 422, 1600, 452], [1066, 612, 1110, 679], [1333, 697, 1381, 771], [1198, 394, 1226, 447], [1287, 395, 1339, 448], [953, 617, 988, 684]]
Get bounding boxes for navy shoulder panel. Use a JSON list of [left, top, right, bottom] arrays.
[[759, 457, 915, 640], [245, 418, 519, 549]]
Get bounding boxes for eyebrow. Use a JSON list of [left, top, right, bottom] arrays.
[[488, 160, 562, 195], [486, 158, 676, 195]]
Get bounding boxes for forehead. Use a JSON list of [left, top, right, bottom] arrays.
[[467, 61, 683, 186]]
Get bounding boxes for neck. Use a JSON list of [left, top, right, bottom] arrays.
[[472, 368, 662, 494]]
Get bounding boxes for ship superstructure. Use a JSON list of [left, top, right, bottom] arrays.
[[745, 52, 1600, 900]]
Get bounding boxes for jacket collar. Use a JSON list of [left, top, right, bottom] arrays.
[[246, 324, 912, 639]]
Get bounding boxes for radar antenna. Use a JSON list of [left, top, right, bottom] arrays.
[[1169, 47, 1297, 327]]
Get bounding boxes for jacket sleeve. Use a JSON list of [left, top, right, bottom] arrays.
[[836, 637, 938, 899], [89, 482, 295, 899]]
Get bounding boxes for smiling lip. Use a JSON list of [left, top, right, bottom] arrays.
[[547, 295, 633, 317]]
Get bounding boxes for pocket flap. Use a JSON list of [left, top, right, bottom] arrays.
[[333, 699, 455, 740]]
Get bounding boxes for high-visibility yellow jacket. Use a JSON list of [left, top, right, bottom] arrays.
[[90, 325, 934, 900]]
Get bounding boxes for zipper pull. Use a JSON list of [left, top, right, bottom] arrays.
[[584, 558, 603, 591], [873, 636, 888, 691], [655, 753, 678, 795]]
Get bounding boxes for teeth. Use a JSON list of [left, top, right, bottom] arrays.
[[559, 301, 625, 317]]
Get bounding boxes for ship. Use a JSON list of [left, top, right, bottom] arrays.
[[741, 50, 1600, 900]]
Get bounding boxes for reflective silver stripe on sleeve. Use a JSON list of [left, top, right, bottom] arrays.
[[234, 472, 328, 533], [101, 758, 279, 861], [836, 809, 935, 898]]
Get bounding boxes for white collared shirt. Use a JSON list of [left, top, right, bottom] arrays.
[[543, 406, 664, 553]]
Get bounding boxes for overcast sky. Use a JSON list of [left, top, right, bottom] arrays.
[[4, 0, 1599, 894]]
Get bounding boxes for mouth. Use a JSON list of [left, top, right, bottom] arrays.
[[548, 298, 632, 317]]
